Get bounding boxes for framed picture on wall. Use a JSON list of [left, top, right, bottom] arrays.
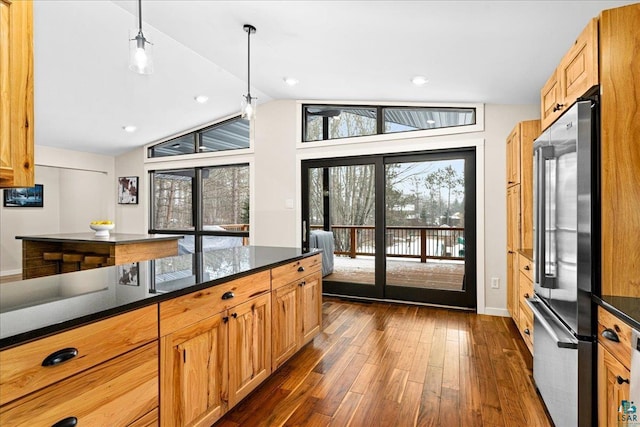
[[118, 176, 138, 204], [3, 184, 44, 207], [117, 262, 139, 286]]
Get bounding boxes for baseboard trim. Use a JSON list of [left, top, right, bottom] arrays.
[[0, 269, 21, 277], [483, 307, 511, 317]]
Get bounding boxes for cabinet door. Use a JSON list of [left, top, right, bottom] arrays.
[[507, 251, 519, 323], [506, 126, 520, 187], [228, 293, 271, 407], [0, 0, 34, 188], [272, 281, 299, 370], [559, 18, 598, 106], [506, 185, 521, 251], [598, 344, 631, 427], [160, 312, 228, 427], [540, 69, 562, 131], [299, 270, 322, 346]]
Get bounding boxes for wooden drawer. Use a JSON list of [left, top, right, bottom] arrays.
[[271, 254, 321, 290], [0, 305, 158, 406], [0, 342, 158, 426], [160, 270, 271, 336], [518, 253, 533, 282], [519, 302, 534, 354], [519, 271, 533, 302], [597, 306, 632, 370]]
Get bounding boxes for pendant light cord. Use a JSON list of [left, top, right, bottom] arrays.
[[138, 0, 143, 33], [247, 27, 251, 97]]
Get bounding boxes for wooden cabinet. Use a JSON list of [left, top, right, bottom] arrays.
[[271, 255, 322, 371], [540, 18, 598, 131], [597, 306, 634, 427], [159, 272, 272, 426], [160, 312, 228, 427], [599, 3, 640, 298], [228, 293, 271, 407], [0, 305, 158, 406], [0, 306, 159, 426], [506, 120, 539, 332], [0, 343, 158, 426], [0, 0, 34, 188], [517, 254, 534, 354]]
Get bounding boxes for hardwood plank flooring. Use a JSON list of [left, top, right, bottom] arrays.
[[214, 297, 552, 427]]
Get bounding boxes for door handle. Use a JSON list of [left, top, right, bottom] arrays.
[[526, 297, 577, 349]]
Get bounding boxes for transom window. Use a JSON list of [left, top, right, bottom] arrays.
[[303, 104, 476, 142], [147, 116, 250, 158]]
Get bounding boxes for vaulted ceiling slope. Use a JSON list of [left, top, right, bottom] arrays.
[[33, 1, 635, 156]]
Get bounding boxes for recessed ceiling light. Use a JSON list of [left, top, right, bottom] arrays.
[[122, 125, 137, 132], [194, 95, 209, 104], [411, 76, 429, 86], [283, 77, 299, 86]]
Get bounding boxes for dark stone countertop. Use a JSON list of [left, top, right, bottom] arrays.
[[594, 295, 640, 331], [0, 246, 320, 350], [15, 232, 183, 244]]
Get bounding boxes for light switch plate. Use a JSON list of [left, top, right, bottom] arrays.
[[491, 277, 500, 289]]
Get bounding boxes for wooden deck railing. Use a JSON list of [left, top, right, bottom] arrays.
[[311, 225, 465, 261]]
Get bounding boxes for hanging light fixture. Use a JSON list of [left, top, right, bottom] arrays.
[[241, 24, 257, 120], [129, 0, 153, 75]]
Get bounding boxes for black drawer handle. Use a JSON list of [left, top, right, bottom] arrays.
[[52, 416, 77, 427], [297, 266, 305, 272], [299, 281, 306, 287], [524, 293, 530, 299], [42, 348, 78, 367], [617, 376, 630, 385], [231, 313, 238, 319], [221, 291, 235, 300], [222, 316, 229, 323], [601, 328, 620, 342], [524, 328, 530, 336], [553, 103, 564, 112], [524, 265, 530, 271]]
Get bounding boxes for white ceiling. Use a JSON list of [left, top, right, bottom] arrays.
[[33, 0, 636, 156]]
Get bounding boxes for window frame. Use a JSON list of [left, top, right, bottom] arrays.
[[297, 101, 484, 149]]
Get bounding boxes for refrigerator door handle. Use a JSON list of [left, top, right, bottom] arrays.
[[526, 297, 578, 349], [535, 145, 557, 289]]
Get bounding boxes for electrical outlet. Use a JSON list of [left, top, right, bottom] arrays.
[[491, 277, 500, 289]]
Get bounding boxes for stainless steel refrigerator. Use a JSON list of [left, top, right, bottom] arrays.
[[527, 100, 597, 427]]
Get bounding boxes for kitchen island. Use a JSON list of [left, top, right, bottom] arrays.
[[16, 232, 183, 279], [0, 246, 322, 427]]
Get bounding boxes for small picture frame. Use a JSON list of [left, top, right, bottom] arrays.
[[117, 262, 139, 286], [118, 176, 138, 204], [3, 184, 44, 207]]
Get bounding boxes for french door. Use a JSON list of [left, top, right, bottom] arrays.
[[301, 148, 476, 308]]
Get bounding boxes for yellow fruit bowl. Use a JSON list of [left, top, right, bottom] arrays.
[[89, 222, 115, 237]]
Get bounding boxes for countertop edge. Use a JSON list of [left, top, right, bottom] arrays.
[[15, 233, 184, 245], [0, 249, 321, 351], [593, 295, 640, 332]]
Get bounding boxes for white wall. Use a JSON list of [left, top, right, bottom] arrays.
[[115, 148, 147, 233], [0, 146, 115, 275]]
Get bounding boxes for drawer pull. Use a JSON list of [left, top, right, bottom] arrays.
[[524, 328, 531, 336], [299, 281, 306, 287], [524, 293, 530, 299], [42, 348, 78, 367], [231, 313, 238, 319], [297, 266, 305, 272], [223, 316, 229, 323], [52, 417, 77, 427], [221, 291, 235, 300], [617, 376, 630, 385], [524, 265, 530, 271], [601, 328, 620, 342]]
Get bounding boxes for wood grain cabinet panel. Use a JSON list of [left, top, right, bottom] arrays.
[[540, 68, 562, 131], [272, 281, 299, 369], [299, 270, 322, 346], [0, 305, 158, 406], [599, 3, 640, 298], [271, 254, 321, 289], [0, 0, 34, 188], [598, 343, 631, 427], [160, 312, 228, 427], [0, 342, 158, 427], [559, 18, 598, 104], [228, 293, 271, 407]]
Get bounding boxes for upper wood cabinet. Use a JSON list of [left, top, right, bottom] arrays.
[[599, 3, 640, 298], [0, 0, 34, 188], [540, 18, 598, 131]]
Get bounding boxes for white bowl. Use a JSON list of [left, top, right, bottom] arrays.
[[90, 223, 115, 237]]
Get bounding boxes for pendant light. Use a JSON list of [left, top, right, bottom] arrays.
[[241, 24, 257, 120], [129, 0, 153, 75]]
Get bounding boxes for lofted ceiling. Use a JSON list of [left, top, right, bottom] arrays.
[[33, 0, 636, 156]]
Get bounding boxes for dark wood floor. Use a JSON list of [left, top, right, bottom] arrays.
[[214, 297, 553, 427]]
